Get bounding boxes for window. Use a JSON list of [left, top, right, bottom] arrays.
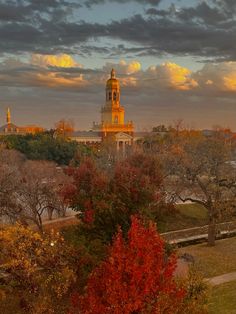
[[114, 115, 118, 124], [109, 92, 112, 100], [113, 92, 117, 100]]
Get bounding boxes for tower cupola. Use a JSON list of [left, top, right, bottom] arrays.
[[106, 68, 120, 107], [7, 107, 11, 124]]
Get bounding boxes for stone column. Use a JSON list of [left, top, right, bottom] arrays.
[[116, 140, 119, 151], [122, 141, 125, 156]]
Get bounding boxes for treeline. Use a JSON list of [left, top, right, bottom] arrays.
[[0, 149, 71, 231], [0, 132, 91, 165]]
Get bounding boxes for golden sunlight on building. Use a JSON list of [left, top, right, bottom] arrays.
[[71, 69, 135, 151], [0, 108, 44, 135], [94, 69, 134, 137]]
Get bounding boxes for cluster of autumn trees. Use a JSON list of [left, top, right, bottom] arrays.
[[0, 149, 71, 231], [0, 132, 83, 165], [142, 126, 236, 245], [62, 126, 236, 246], [0, 118, 92, 165], [0, 225, 78, 314], [0, 218, 208, 314], [62, 153, 170, 244], [1, 124, 236, 313]]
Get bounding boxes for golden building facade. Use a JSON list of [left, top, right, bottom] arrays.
[[93, 69, 134, 139], [0, 108, 44, 135]]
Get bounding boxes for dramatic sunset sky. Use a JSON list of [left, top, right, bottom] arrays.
[[0, 0, 236, 130]]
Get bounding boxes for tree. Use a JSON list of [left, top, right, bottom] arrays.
[[0, 163, 21, 223], [0, 149, 25, 223], [17, 160, 71, 231], [152, 124, 168, 133], [63, 154, 169, 243], [164, 131, 236, 246], [55, 119, 74, 138], [110, 153, 166, 229], [0, 224, 78, 314], [95, 134, 118, 169], [69, 216, 188, 314], [0, 153, 71, 231], [1, 133, 79, 165], [0, 148, 26, 166], [63, 158, 109, 223]]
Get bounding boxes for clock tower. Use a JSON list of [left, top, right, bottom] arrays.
[[95, 69, 133, 139]]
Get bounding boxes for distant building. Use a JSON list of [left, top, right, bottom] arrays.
[[0, 70, 146, 146], [0, 108, 44, 136], [71, 69, 134, 151]]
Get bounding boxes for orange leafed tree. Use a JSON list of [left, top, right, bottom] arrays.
[[55, 118, 74, 138], [69, 216, 185, 314]]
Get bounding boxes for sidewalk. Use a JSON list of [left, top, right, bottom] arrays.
[[206, 272, 236, 286], [161, 221, 236, 245]]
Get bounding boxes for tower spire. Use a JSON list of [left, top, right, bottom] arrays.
[[7, 107, 11, 124], [111, 68, 115, 79]]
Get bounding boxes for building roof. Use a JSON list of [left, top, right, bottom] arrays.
[[106, 68, 120, 89], [0, 123, 19, 132], [71, 131, 101, 138], [106, 78, 119, 89]]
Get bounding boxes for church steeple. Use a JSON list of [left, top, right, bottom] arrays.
[[7, 107, 11, 124], [105, 68, 120, 108], [93, 68, 134, 139], [111, 68, 115, 79], [101, 69, 124, 126]]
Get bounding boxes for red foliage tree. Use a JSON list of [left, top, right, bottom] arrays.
[[69, 216, 185, 314], [62, 158, 109, 223], [62, 154, 173, 243], [112, 154, 162, 210]]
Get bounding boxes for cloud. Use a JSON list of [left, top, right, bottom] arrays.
[[0, 0, 79, 22], [103, 60, 141, 75], [0, 56, 88, 90], [0, 0, 235, 61], [31, 54, 82, 68], [35, 72, 87, 88], [83, 0, 161, 8], [100, 61, 199, 91], [194, 62, 236, 92], [2, 57, 236, 97], [145, 63, 198, 91], [105, 14, 236, 60], [223, 75, 236, 91], [173, 2, 227, 25]]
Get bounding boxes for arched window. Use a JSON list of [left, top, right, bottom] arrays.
[[109, 92, 112, 100], [113, 92, 117, 100], [114, 115, 118, 124]]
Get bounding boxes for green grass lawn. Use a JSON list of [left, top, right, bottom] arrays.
[[178, 236, 236, 278], [209, 281, 236, 314], [157, 203, 208, 232], [177, 203, 207, 220]]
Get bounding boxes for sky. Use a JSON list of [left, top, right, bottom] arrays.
[[0, 0, 236, 130]]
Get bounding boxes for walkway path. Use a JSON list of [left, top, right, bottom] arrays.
[[161, 221, 236, 244], [43, 213, 77, 226], [207, 272, 236, 286]]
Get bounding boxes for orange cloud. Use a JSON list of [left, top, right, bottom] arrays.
[[195, 62, 236, 93], [223, 74, 236, 91], [35, 72, 87, 88], [31, 54, 81, 68], [147, 62, 198, 90], [120, 76, 138, 87], [127, 61, 141, 74], [104, 60, 141, 75]]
